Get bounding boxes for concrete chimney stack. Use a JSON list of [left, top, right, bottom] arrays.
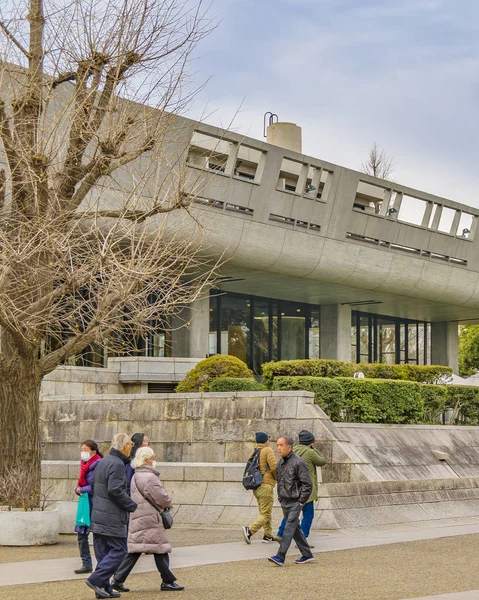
[[266, 122, 302, 154]]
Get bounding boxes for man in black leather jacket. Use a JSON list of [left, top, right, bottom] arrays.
[[268, 436, 314, 567], [86, 433, 137, 599]]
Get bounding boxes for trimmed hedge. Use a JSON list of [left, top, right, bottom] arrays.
[[176, 355, 253, 393], [273, 375, 426, 424], [209, 378, 267, 392], [262, 359, 452, 387], [262, 360, 355, 387], [272, 376, 344, 421], [335, 377, 424, 424], [421, 384, 448, 422]]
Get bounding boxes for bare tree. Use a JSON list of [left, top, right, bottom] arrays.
[[0, 0, 218, 500], [359, 142, 395, 213], [360, 142, 395, 181]]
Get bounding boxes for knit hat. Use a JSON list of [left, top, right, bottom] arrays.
[[298, 430, 315, 445], [255, 431, 269, 444]]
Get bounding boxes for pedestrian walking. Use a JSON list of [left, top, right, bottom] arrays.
[[126, 432, 149, 496], [86, 433, 137, 599], [111, 446, 184, 593], [275, 430, 326, 547], [242, 431, 277, 544], [268, 436, 314, 567], [74, 440, 103, 574]]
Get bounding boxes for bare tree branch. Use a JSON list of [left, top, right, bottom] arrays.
[[0, 20, 30, 58]]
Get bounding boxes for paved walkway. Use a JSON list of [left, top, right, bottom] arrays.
[[3, 519, 479, 594]]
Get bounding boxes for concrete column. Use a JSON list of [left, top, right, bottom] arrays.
[[171, 296, 210, 359], [320, 304, 352, 363], [431, 322, 459, 373]]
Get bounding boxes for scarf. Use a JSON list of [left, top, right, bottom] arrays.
[[78, 453, 101, 487]]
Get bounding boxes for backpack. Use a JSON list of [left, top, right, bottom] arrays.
[[242, 448, 263, 490]]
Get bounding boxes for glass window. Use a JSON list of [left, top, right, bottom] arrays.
[[378, 318, 396, 364], [359, 315, 370, 363], [408, 323, 418, 364], [280, 302, 306, 360], [209, 297, 218, 355], [309, 308, 320, 359], [220, 295, 251, 364], [253, 300, 269, 375]]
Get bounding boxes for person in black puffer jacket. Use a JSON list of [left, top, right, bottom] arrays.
[[268, 436, 313, 567], [86, 433, 137, 599]]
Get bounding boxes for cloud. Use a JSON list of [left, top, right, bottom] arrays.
[[189, 0, 479, 206]]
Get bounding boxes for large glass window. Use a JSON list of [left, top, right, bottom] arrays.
[[351, 311, 430, 366], [210, 292, 319, 373], [220, 295, 251, 365]]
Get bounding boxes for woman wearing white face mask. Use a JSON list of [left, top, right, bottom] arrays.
[[74, 440, 103, 574], [111, 446, 184, 593]]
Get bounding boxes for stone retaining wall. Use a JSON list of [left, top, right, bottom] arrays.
[[44, 461, 479, 532], [40, 391, 370, 483]]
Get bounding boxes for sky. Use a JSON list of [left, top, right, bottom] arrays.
[[188, 0, 479, 207]]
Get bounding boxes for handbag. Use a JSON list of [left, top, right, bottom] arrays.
[[137, 485, 173, 530], [75, 492, 91, 527]]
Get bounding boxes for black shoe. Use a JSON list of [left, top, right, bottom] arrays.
[[75, 565, 93, 574], [242, 526, 252, 545], [111, 579, 130, 592], [262, 536, 274, 543], [161, 582, 185, 591], [85, 580, 116, 599]]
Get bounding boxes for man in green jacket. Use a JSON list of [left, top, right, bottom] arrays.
[[275, 430, 326, 546]]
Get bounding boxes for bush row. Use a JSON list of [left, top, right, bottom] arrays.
[[209, 378, 267, 392], [262, 359, 452, 387], [272, 376, 479, 425]]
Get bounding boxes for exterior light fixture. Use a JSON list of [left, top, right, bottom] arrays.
[[304, 184, 316, 194], [387, 207, 397, 216]]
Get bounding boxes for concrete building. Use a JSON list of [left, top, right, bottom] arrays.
[[78, 115, 478, 376]]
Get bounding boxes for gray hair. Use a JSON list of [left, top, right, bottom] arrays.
[[131, 446, 154, 469], [278, 435, 294, 447], [111, 433, 131, 451]]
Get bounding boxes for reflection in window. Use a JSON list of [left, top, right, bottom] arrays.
[[309, 309, 320, 359], [281, 303, 306, 360], [253, 300, 269, 375], [220, 295, 250, 364]]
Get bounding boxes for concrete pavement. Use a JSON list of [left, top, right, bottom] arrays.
[[3, 518, 479, 589]]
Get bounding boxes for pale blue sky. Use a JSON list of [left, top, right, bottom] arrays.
[[189, 0, 479, 207]]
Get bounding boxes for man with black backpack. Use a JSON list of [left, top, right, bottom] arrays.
[[242, 432, 277, 544]]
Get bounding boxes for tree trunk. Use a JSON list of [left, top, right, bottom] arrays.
[[0, 337, 42, 503]]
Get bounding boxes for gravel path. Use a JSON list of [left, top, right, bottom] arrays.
[[1, 534, 479, 600]]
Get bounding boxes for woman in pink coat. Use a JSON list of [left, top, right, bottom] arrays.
[[111, 447, 184, 593]]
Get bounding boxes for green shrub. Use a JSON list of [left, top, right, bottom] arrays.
[[262, 359, 452, 387], [446, 385, 479, 425], [272, 376, 344, 421], [335, 378, 424, 424], [262, 359, 355, 387], [420, 384, 448, 422], [176, 355, 253, 393], [209, 378, 267, 392]]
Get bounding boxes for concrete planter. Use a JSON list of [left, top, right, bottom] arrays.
[[0, 509, 60, 546]]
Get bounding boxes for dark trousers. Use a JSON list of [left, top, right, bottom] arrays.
[[87, 534, 128, 591], [114, 552, 176, 585], [277, 502, 313, 561], [277, 500, 315, 539], [77, 532, 92, 568]]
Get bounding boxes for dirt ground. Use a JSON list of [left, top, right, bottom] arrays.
[[1, 534, 479, 600]]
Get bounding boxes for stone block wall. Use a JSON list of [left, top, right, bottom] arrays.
[[44, 461, 479, 532], [40, 391, 369, 483]]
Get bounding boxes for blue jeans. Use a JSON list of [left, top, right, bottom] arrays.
[[277, 500, 314, 538]]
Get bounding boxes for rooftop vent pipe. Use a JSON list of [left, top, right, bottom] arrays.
[[264, 111, 302, 154]]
